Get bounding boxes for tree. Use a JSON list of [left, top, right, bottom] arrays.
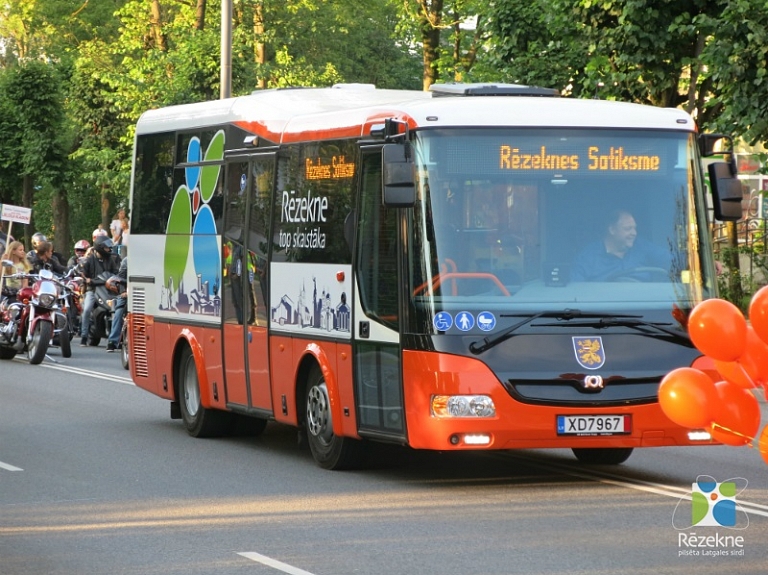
[[398, 0, 488, 89], [0, 62, 68, 251], [698, 2, 768, 145]]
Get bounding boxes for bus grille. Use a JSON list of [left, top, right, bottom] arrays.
[[131, 288, 150, 379]]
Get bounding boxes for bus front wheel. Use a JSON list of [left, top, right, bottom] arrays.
[[572, 447, 633, 465], [178, 346, 233, 438], [304, 365, 361, 470]]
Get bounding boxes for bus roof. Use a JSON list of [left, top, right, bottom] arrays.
[[135, 84, 696, 144]]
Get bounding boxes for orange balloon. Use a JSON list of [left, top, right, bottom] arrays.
[[714, 359, 756, 390], [730, 326, 768, 388], [658, 368, 718, 429], [742, 326, 768, 385], [708, 380, 761, 446], [688, 299, 747, 362], [759, 426, 768, 465], [748, 285, 768, 345]]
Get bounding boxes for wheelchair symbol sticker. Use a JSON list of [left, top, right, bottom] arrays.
[[456, 311, 475, 331], [477, 312, 496, 331], [433, 312, 453, 332]]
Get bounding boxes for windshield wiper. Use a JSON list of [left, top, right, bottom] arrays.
[[468, 308, 639, 355], [534, 316, 691, 346]]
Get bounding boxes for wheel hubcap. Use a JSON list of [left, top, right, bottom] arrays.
[[306, 383, 333, 444], [183, 358, 200, 417]]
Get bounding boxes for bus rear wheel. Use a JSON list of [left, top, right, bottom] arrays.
[[178, 346, 233, 437], [572, 447, 633, 465], [304, 365, 361, 470]]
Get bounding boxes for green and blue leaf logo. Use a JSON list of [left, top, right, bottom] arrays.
[[163, 131, 224, 309]]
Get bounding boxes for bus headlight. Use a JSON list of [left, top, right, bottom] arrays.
[[431, 395, 496, 418]]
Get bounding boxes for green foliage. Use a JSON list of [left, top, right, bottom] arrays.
[[6, 0, 768, 256], [698, 2, 768, 144]]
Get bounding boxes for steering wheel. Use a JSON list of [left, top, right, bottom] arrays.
[[603, 266, 670, 282], [413, 271, 510, 296]]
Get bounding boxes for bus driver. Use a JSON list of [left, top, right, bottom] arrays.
[[571, 209, 670, 282]]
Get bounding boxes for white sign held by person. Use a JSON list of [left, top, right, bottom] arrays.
[[0, 203, 32, 224]]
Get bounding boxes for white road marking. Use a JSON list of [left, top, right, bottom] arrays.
[[505, 452, 768, 518], [0, 460, 23, 471], [237, 552, 317, 575], [13, 357, 134, 385]]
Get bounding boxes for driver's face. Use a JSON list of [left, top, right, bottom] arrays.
[[610, 214, 637, 251]]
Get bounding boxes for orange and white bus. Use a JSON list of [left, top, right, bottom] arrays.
[[126, 83, 740, 469]]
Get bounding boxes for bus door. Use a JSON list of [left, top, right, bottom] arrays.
[[222, 153, 275, 415], [352, 149, 406, 441]]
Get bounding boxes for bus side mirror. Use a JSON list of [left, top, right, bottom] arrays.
[[699, 133, 729, 157], [708, 161, 742, 221], [382, 143, 415, 208]]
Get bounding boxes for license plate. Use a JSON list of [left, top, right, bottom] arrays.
[[556, 415, 631, 436]]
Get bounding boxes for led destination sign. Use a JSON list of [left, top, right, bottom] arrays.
[[305, 156, 356, 180], [499, 145, 661, 172]]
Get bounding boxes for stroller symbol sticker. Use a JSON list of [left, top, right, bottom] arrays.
[[477, 311, 496, 331]]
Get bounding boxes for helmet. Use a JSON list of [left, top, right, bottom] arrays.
[[74, 239, 90, 252], [31, 232, 47, 246], [93, 236, 114, 256]]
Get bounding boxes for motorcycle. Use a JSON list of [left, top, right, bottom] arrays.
[[50, 268, 83, 359], [0, 264, 62, 364], [87, 271, 120, 346]]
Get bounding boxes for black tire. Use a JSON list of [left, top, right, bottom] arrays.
[[0, 345, 17, 360], [66, 306, 80, 340], [120, 323, 129, 370], [572, 447, 634, 465], [304, 365, 362, 470], [59, 328, 72, 358], [28, 320, 53, 365], [177, 346, 233, 437]]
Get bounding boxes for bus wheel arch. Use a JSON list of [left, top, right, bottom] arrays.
[[298, 357, 362, 470], [174, 341, 233, 438]]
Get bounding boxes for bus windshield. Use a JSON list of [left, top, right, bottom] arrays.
[[407, 128, 715, 333]]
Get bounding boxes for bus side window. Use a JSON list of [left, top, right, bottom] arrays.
[[357, 154, 398, 328]]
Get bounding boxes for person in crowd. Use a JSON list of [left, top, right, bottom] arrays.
[[106, 256, 128, 353], [118, 217, 129, 249], [111, 209, 126, 245], [67, 240, 91, 270], [1, 240, 31, 296], [92, 224, 109, 242], [28, 240, 68, 276], [26, 232, 48, 261], [571, 209, 671, 282], [79, 236, 121, 346]]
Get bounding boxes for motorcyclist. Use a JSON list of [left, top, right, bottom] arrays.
[[28, 240, 68, 276], [79, 236, 121, 346], [26, 232, 48, 261], [67, 240, 90, 270], [106, 256, 128, 352]]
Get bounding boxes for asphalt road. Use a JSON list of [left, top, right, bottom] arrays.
[[1, 344, 767, 575]]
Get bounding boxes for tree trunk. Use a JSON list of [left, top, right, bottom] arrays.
[[52, 189, 70, 257], [22, 175, 34, 248], [195, 0, 206, 31], [254, 1, 266, 89], [150, 0, 167, 51], [101, 184, 110, 231], [417, 0, 443, 90]]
